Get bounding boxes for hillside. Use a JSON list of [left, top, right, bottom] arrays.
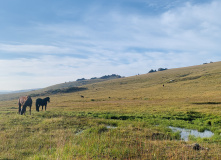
[[0, 62, 221, 159], [78, 61, 221, 103], [1, 62, 221, 102], [0, 74, 122, 101], [44, 74, 122, 90]]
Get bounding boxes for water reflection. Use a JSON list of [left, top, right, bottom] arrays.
[[169, 126, 214, 141], [75, 130, 84, 135], [106, 125, 117, 129]]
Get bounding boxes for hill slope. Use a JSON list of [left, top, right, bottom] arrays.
[[76, 61, 221, 103], [0, 62, 221, 159], [1, 61, 221, 102], [0, 74, 122, 101]]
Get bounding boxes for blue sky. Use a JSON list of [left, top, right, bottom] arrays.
[[0, 0, 220, 90]]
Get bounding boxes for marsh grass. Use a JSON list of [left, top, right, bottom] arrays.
[[1, 62, 221, 159], [0, 109, 220, 159]]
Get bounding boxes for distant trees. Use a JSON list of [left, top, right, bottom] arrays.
[[76, 74, 122, 81], [148, 68, 168, 73], [203, 61, 213, 65], [148, 69, 157, 73], [100, 74, 122, 79], [76, 78, 86, 81], [158, 68, 168, 71]]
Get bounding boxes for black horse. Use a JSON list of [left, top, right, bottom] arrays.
[[36, 97, 50, 112]]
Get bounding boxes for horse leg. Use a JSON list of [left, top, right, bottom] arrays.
[[18, 104, 21, 114], [29, 105, 32, 115], [45, 104, 47, 111], [36, 102, 39, 112], [36, 104, 39, 112], [42, 105, 44, 111]]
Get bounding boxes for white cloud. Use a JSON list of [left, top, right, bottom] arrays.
[[1, 1, 221, 90], [0, 43, 72, 54], [158, 1, 221, 50], [28, 1, 221, 55], [0, 50, 214, 90]]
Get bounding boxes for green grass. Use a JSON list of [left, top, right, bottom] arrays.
[[1, 62, 221, 159]]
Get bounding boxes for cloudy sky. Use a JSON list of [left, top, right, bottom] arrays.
[[0, 0, 220, 90]]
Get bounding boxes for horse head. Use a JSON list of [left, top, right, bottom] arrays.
[[21, 106, 27, 115]]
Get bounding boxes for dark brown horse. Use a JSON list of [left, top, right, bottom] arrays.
[[18, 96, 32, 115], [36, 97, 50, 111]]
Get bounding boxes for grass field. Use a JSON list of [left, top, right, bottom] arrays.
[[0, 62, 221, 159]]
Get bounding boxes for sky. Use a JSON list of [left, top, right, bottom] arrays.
[[0, 0, 220, 91]]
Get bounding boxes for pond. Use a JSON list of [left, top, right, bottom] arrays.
[[75, 130, 84, 135], [106, 125, 117, 129], [169, 126, 214, 141]]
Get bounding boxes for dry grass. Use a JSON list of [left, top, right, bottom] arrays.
[[0, 62, 221, 159]]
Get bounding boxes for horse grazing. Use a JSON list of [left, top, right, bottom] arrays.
[[18, 96, 32, 115], [36, 97, 50, 112]]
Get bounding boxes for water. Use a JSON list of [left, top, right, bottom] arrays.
[[75, 130, 84, 135], [169, 126, 214, 141], [106, 125, 117, 129]]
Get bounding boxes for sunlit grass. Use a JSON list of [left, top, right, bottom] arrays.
[[1, 62, 221, 159]]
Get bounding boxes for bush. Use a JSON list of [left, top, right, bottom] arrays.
[[148, 69, 157, 73], [158, 68, 168, 71]]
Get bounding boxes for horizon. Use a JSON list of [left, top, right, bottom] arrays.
[[1, 0, 220, 90], [1, 60, 216, 92]]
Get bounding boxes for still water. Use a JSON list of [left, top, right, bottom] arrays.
[[169, 126, 214, 141]]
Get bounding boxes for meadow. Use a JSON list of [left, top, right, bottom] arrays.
[[0, 62, 221, 159]]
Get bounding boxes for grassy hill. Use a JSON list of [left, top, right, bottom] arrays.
[[0, 74, 122, 101], [0, 62, 221, 159]]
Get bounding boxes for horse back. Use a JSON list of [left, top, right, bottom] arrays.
[[18, 96, 32, 106], [36, 98, 43, 104]]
